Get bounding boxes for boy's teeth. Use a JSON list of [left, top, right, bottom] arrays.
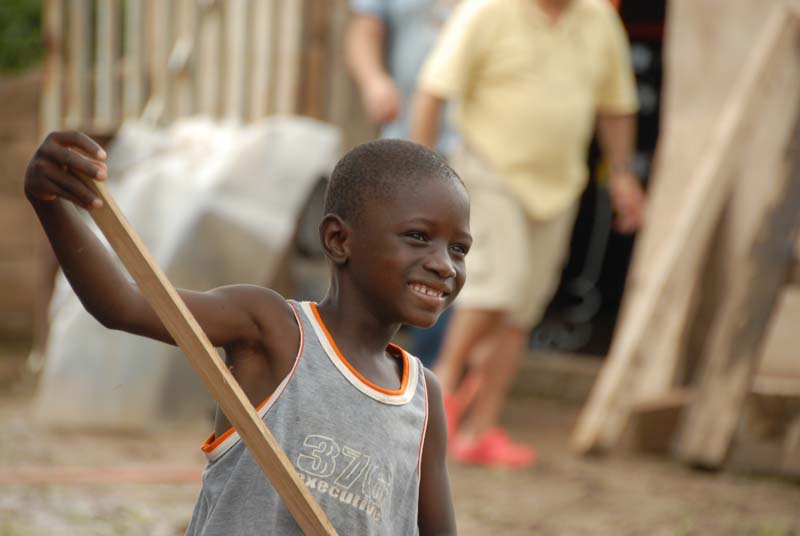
[[411, 283, 442, 297]]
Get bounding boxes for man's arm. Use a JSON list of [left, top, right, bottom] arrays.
[[418, 369, 457, 536], [410, 91, 445, 149], [344, 13, 401, 124], [597, 113, 645, 234], [24, 131, 270, 350]]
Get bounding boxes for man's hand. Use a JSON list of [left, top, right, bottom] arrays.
[[361, 73, 402, 125], [608, 171, 645, 234], [25, 131, 107, 209]]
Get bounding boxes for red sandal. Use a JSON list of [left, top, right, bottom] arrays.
[[450, 427, 536, 468]]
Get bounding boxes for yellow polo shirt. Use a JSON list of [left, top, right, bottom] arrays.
[[418, 0, 638, 220]]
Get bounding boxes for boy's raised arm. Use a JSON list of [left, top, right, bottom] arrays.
[[418, 369, 457, 536], [24, 131, 263, 349]]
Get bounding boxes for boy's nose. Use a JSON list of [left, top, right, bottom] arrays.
[[424, 247, 457, 279]]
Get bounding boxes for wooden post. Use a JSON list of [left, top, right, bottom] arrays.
[[197, 0, 223, 117], [274, 1, 304, 115], [122, 0, 144, 120], [301, 0, 330, 120], [41, 0, 64, 137], [76, 177, 337, 535], [94, 0, 118, 132], [249, 0, 276, 120], [65, 0, 90, 129], [570, 7, 800, 455], [675, 121, 800, 468], [223, 0, 248, 122], [172, 0, 197, 119], [143, 0, 170, 124]]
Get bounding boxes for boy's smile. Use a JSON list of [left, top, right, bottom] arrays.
[[347, 176, 471, 328]]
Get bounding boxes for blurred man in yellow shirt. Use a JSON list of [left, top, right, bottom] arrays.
[[412, 0, 645, 467]]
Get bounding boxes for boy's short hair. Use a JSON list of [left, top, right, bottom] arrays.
[[324, 139, 462, 222]]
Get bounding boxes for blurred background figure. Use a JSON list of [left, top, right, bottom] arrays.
[[412, 0, 645, 467], [344, 0, 460, 367]]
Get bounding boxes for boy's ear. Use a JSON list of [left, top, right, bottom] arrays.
[[319, 214, 350, 265]]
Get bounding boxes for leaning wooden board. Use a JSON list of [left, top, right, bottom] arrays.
[[570, 6, 800, 455], [78, 175, 337, 535]]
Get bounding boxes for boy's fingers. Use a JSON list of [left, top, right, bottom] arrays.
[[43, 179, 86, 208], [40, 144, 107, 180], [52, 130, 107, 160], [42, 159, 102, 208]]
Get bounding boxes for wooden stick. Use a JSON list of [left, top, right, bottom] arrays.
[[78, 178, 337, 535]]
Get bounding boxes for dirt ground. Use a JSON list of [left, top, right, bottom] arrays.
[[1, 351, 799, 536]]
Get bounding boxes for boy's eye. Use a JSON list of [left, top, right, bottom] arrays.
[[405, 231, 428, 242], [449, 244, 469, 256]]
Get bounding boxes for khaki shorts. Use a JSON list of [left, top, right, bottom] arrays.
[[453, 145, 577, 329]]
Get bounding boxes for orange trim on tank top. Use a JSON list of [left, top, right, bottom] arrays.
[[201, 392, 274, 453], [201, 302, 305, 454], [309, 302, 409, 396]]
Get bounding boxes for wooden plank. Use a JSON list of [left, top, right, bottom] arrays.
[[248, 0, 276, 120], [273, 1, 304, 115], [301, 0, 330, 120], [621, 389, 692, 455], [93, 0, 118, 132], [197, 0, 222, 117], [41, 0, 64, 136], [142, 0, 170, 123], [570, 8, 800, 455], [326, 0, 376, 150], [223, 0, 248, 121], [171, 0, 197, 119], [76, 176, 337, 535], [783, 417, 800, 476], [122, 0, 144, 119], [676, 120, 800, 469], [756, 287, 800, 382], [791, 236, 800, 285], [726, 394, 800, 477], [65, 0, 90, 129]]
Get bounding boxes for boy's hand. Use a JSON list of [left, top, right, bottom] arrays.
[[24, 131, 108, 209], [608, 171, 646, 234]]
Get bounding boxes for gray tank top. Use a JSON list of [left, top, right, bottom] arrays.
[[186, 300, 428, 535]]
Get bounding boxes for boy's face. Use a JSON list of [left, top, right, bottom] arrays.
[[347, 177, 471, 328]]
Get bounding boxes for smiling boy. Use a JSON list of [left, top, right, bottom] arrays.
[[24, 132, 469, 535]]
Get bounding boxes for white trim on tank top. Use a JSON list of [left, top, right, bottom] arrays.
[[300, 301, 419, 406]]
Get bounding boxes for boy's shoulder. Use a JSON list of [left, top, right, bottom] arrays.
[[211, 284, 296, 326]]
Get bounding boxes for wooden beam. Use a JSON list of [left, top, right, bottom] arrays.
[[621, 389, 692, 455], [675, 118, 800, 468], [223, 0, 248, 121], [142, 0, 170, 124], [65, 0, 90, 129], [93, 0, 118, 133], [197, 0, 222, 117], [171, 0, 197, 119], [249, 0, 276, 120], [571, 7, 800, 455], [122, 0, 144, 119], [756, 287, 800, 383], [783, 417, 800, 476], [76, 177, 337, 535], [273, 1, 304, 115], [301, 0, 330, 120], [41, 0, 64, 137]]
